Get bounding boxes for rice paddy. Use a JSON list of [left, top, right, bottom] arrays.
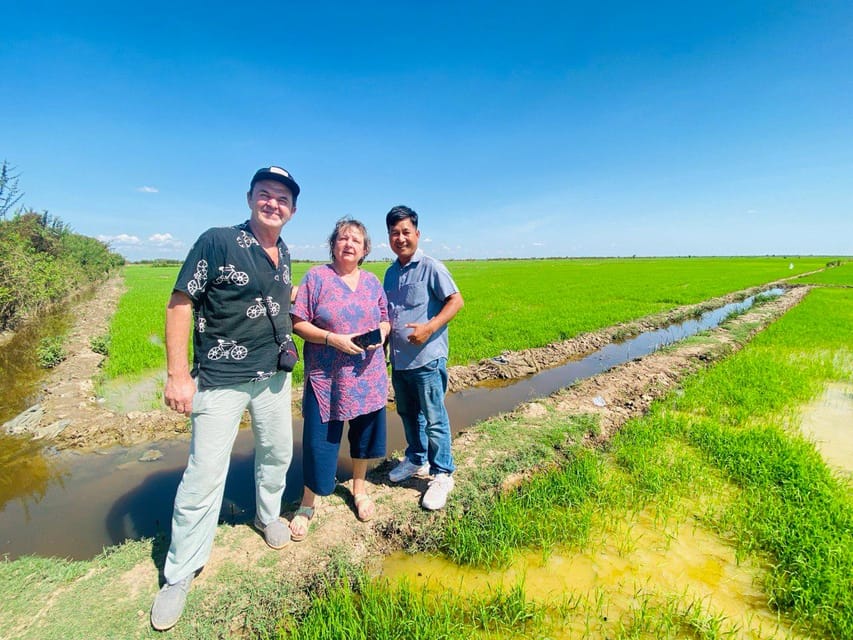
[[290, 284, 853, 638]]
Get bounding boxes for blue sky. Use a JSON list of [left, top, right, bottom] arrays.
[[3, 1, 851, 262]]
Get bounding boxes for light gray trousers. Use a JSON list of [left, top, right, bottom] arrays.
[[163, 371, 293, 584]]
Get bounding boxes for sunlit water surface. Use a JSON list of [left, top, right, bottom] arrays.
[[382, 508, 806, 638]]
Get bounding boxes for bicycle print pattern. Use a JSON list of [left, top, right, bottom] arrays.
[[246, 296, 280, 319], [214, 264, 249, 286], [208, 338, 248, 361], [236, 229, 259, 249], [186, 259, 208, 297]]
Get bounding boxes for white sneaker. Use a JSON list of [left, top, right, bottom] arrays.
[[422, 473, 454, 510], [389, 458, 429, 483]]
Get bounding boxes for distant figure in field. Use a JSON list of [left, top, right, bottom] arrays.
[[151, 166, 300, 631], [289, 217, 390, 540], [383, 205, 464, 510]]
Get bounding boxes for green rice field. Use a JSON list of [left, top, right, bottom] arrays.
[[279, 275, 853, 638], [103, 256, 845, 384], [3, 257, 851, 639]]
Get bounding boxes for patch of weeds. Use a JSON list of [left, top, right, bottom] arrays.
[[89, 333, 110, 356], [282, 573, 557, 640], [441, 447, 607, 568], [36, 335, 66, 368]]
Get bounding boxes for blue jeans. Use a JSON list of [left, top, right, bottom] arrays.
[[391, 357, 455, 476]]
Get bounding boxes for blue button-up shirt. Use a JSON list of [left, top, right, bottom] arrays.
[[383, 249, 460, 370]]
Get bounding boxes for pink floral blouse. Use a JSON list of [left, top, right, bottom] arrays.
[[292, 264, 389, 423]]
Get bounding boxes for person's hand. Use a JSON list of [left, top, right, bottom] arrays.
[[327, 332, 365, 355], [164, 373, 196, 416], [404, 322, 433, 346]]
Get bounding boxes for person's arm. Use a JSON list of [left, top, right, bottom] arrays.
[[163, 291, 196, 416], [405, 291, 464, 346]]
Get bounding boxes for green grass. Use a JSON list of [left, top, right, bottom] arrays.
[[792, 259, 853, 286], [102, 264, 180, 378], [281, 570, 753, 639], [289, 286, 853, 638], [105, 256, 841, 382], [282, 574, 554, 640], [396, 256, 838, 366]]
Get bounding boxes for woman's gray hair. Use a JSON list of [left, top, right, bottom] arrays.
[[328, 216, 371, 265]]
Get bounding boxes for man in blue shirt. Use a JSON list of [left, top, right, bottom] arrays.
[[383, 205, 464, 510]]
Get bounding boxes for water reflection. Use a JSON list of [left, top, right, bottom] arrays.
[[0, 309, 74, 425], [0, 434, 68, 513]]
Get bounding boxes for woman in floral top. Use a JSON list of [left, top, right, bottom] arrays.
[[289, 217, 390, 540]]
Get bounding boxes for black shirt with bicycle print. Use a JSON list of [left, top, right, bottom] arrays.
[[174, 221, 293, 390]]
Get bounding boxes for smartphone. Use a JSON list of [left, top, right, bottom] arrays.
[[353, 328, 382, 349]]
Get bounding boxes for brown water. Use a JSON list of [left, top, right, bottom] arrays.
[[382, 508, 805, 638], [0, 309, 74, 425]]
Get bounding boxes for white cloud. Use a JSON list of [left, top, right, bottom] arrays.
[[136, 186, 159, 193], [98, 233, 141, 245], [148, 232, 185, 251]]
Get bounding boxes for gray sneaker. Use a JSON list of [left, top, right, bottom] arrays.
[[151, 572, 194, 631], [388, 458, 429, 483], [254, 516, 291, 549], [422, 473, 455, 510]]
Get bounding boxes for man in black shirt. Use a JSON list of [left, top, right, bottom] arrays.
[[151, 166, 299, 631]]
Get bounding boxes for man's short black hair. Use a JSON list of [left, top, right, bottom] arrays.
[[386, 205, 418, 230]]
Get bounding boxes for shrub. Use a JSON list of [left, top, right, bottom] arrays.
[[37, 336, 66, 368]]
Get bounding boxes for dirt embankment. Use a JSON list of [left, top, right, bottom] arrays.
[[10, 278, 807, 453]]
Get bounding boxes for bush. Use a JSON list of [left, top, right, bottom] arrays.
[[0, 211, 124, 330]]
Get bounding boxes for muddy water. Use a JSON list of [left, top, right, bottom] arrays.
[[382, 509, 804, 638], [799, 382, 853, 477], [0, 309, 75, 425], [0, 290, 785, 560]]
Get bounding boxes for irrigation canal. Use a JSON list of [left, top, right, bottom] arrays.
[[0, 289, 783, 561]]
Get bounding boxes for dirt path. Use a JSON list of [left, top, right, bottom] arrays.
[[32, 275, 188, 449]]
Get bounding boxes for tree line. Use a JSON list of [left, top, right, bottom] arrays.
[[0, 159, 125, 331]]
